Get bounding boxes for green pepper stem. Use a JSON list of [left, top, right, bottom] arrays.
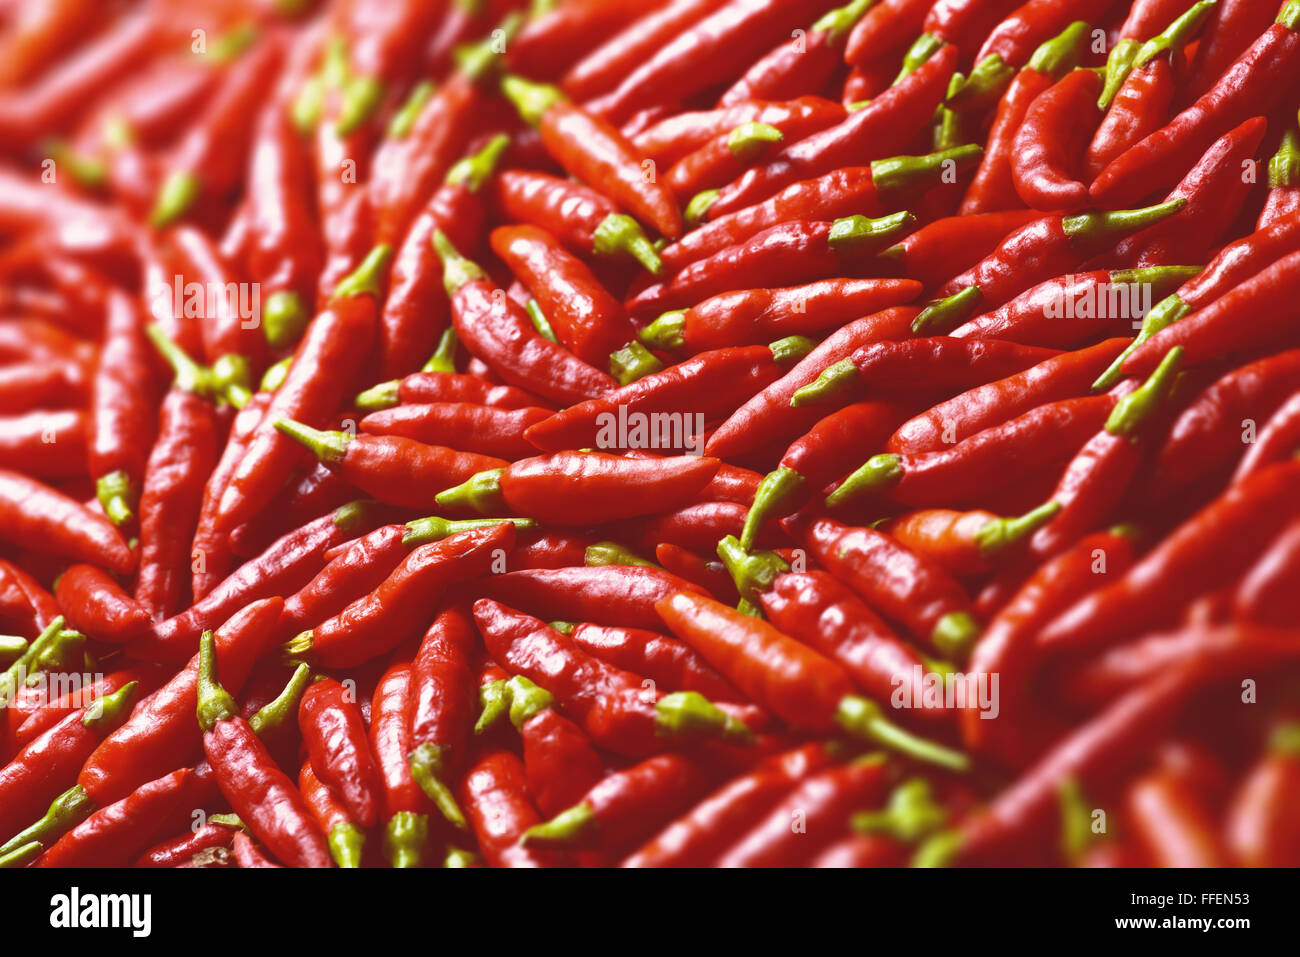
[[609, 340, 665, 385], [261, 291, 308, 351], [852, 778, 948, 843], [946, 54, 1015, 111], [274, 419, 351, 466], [1133, 1, 1216, 72], [355, 379, 400, 411], [82, 681, 139, 731], [332, 244, 392, 300], [834, 696, 970, 771], [0, 785, 93, 857], [434, 468, 507, 513], [683, 190, 719, 229], [327, 822, 365, 868], [387, 80, 436, 139], [150, 170, 200, 228], [1097, 38, 1139, 109], [871, 145, 983, 195], [812, 0, 874, 39], [911, 284, 983, 334], [1030, 20, 1090, 78], [790, 358, 859, 408], [639, 310, 686, 350], [1063, 199, 1187, 248], [824, 454, 903, 508], [931, 612, 980, 659], [505, 675, 555, 729], [521, 803, 596, 848], [249, 662, 312, 737], [96, 470, 136, 527], [408, 744, 469, 830], [974, 501, 1062, 558], [1106, 345, 1184, 437], [501, 74, 564, 126], [196, 630, 238, 732], [475, 679, 511, 734], [433, 229, 487, 296], [403, 515, 534, 546], [655, 691, 753, 744], [1269, 124, 1300, 189], [827, 211, 916, 253], [525, 299, 559, 343], [716, 535, 789, 604], [424, 326, 460, 373], [893, 33, 943, 85], [741, 467, 805, 551], [593, 213, 664, 274], [382, 811, 428, 868], [727, 122, 783, 160], [146, 326, 212, 396], [585, 541, 659, 568], [445, 133, 511, 191], [1093, 292, 1191, 390]]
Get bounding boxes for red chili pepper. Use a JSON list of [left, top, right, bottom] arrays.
[[76, 597, 283, 808], [585, 0, 815, 125], [1235, 390, 1300, 482], [195, 631, 331, 868], [1040, 460, 1300, 654], [287, 523, 516, 670], [628, 213, 914, 322], [133, 500, 379, 663], [53, 564, 150, 645], [357, 402, 550, 461], [90, 288, 158, 527], [1125, 756, 1231, 867], [916, 201, 1186, 332], [880, 210, 1040, 288], [479, 565, 706, 631], [0, 471, 133, 575], [1111, 116, 1268, 268], [436, 450, 720, 526], [0, 409, 86, 478], [569, 621, 745, 703], [1010, 68, 1101, 212], [632, 96, 846, 167], [435, 230, 617, 405], [457, 748, 566, 868], [501, 675, 606, 819], [1182, 0, 1282, 105], [214, 248, 390, 533], [298, 760, 365, 869], [0, 560, 58, 638], [33, 768, 196, 868], [298, 677, 382, 830], [978, 1, 1115, 72], [0, 360, 89, 416], [1123, 249, 1300, 377], [705, 45, 958, 219], [1092, 3, 1300, 207], [713, 756, 892, 866], [377, 134, 509, 381], [367, 650, 433, 868], [845, 0, 932, 67], [1232, 517, 1300, 627], [1224, 723, 1300, 867], [135, 820, 238, 869], [525, 340, 809, 453], [475, 598, 748, 757], [169, 225, 268, 368], [1259, 121, 1300, 229], [668, 147, 978, 272]]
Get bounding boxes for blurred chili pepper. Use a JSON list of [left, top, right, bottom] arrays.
[[1225, 723, 1300, 867], [633, 95, 845, 167]]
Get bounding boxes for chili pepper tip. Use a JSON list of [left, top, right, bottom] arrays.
[[825, 454, 902, 508]]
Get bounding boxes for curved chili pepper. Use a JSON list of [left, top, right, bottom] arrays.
[[479, 565, 707, 631], [458, 748, 566, 868], [713, 756, 892, 867], [0, 681, 136, 843], [135, 820, 239, 869], [705, 45, 958, 219], [1123, 249, 1300, 377], [1181, 0, 1280, 106], [378, 134, 509, 381], [399, 604, 477, 831], [502, 675, 606, 819], [0, 409, 86, 478], [0, 471, 133, 575], [1040, 460, 1300, 654], [298, 760, 365, 869], [914, 200, 1186, 332], [435, 230, 617, 405], [475, 598, 749, 757], [585, 0, 815, 125], [629, 213, 914, 321], [880, 210, 1041, 288], [215, 247, 390, 533], [1010, 68, 1102, 212], [525, 340, 808, 453], [133, 500, 379, 663], [287, 523, 516, 670], [53, 564, 149, 645], [1259, 119, 1300, 229], [1112, 116, 1268, 268], [33, 768, 195, 868], [1224, 723, 1300, 867], [632, 95, 845, 167], [1230, 512, 1300, 626], [437, 451, 720, 526], [569, 621, 744, 703], [504, 75, 682, 239], [657, 590, 967, 769], [358, 402, 550, 461], [195, 631, 331, 868], [90, 288, 158, 527], [1086, 3, 1215, 178], [670, 147, 978, 271], [1092, 3, 1300, 207], [298, 677, 382, 829]]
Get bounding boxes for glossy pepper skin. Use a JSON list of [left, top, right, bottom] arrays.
[[54, 564, 151, 645], [196, 631, 332, 868], [299, 677, 382, 829]]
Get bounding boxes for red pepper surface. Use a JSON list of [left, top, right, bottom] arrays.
[[1091, 3, 1300, 207], [569, 622, 744, 703], [524, 341, 806, 452], [585, 0, 816, 125], [299, 677, 382, 829], [1235, 391, 1300, 483], [1039, 460, 1300, 654], [90, 288, 157, 527], [389, 370, 550, 411], [491, 169, 663, 274], [1182, 0, 1284, 106], [503, 76, 682, 239], [881, 210, 1041, 289], [368, 651, 434, 868], [436, 231, 617, 406], [524, 753, 712, 859], [1110, 116, 1268, 267], [845, 0, 933, 67], [1125, 758, 1231, 867], [0, 682, 137, 843], [135, 821, 239, 869], [14, 664, 162, 750], [1010, 68, 1101, 212], [978, 1, 1115, 70], [916, 201, 1186, 332], [196, 631, 332, 868], [77, 598, 283, 806], [457, 748, 564, 868], [436, 451, 720, 526], [377, 134, 509, 380], [491, 224, 644, 371], [705, 45, 958, 219], [667, 147, 979, 272], [509, 0, 655, 82], [287, 523, 517, 670], [632, 96, 846, 167], [960, 21, 1088, 214], [170, 226, 268, 368], [502, 675, 607, 819], [479, 565, 707, 630], [0, 409, 86, 478], [474, 598, 749, 758], [34, 768, 196, 868], [360, 401, 550, 463], [132, 500, 379, 663], [1224, 724, 1300, 867], [1259, 122, 1300, 229], [1232, 515, 1300, 626], [299, 760, 365, 869], [714, 757, 891, 867], [275, 420, 508, 511], [54, 564, 151, 645], [0, 471, 134, 575]]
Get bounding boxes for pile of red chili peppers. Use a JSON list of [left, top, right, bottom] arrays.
[[0, 0, 1298, 870]]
